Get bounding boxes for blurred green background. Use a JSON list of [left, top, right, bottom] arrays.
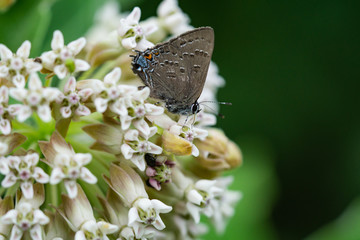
[[1, 0, 360, 239]]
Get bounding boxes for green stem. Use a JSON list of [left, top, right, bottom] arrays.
[[45, 78, 52, 87], [78, 67, 96, 80], [5, 182, 20, 197], [0, 187, 6, 196]]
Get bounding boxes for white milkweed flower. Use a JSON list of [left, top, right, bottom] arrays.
[[9, 73, 62, 122], [77, 67, 138, 115], [128, 198, 172, 232], [169, 119, 208, 157], [119, 86, 164, 136], [121, 127, 162, 171], [1, 152, 49, 199], [211, 176, 242, 233], [185, 179, 223, 223], [118, 7, 157, 51], [40, 30, 90, 79], [1, 201, 49, 240], [157, 0, 192, 35], [0, 86, 13, 134], [39, 131, 97, 198], [57, 186, 119, 240], [105, 164, 173, 235], [51, 153, 97, 199], [58, 76, 93, 119], [173, 215, 208, 240], [86, 1, 124, 48], [74, 220, 119, 240], [0, 40, 42, 88], [99, 191, 157, 240]]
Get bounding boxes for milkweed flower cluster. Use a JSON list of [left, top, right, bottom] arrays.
[[0, 1, 243, 239]]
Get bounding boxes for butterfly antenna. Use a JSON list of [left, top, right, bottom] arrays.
[[199, 101, 232, 119], [200, 100, 232, 106]]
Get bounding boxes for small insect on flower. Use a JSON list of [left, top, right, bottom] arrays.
[[131, 27, 214, 116]]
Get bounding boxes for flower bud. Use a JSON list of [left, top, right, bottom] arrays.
[[193, 129, 242, 177], [162, 130, 192, 156]]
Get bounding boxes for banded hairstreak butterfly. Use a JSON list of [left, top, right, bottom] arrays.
[[131, 27, 214, 115]]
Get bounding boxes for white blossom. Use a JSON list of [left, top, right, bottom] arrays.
[[211, 176, 242, 233], [9, 73, 62, 122], [128, 198, 172, 233], [78, 67, 138, 115], [173, 215, 208, 240], [121, 127, 162, 171], [157, 0, 192, 35], [58, 76, 92, 119], [119, 86, 164, 135], [1, 152, 49, 199], [86, 1, 124, 48], [185, 179, 223, 223], [169, 120, 208, 157], [51, 153, 97, 198], [118, 7, 157, 50], [1, 201, 49, 240], [41, 30, 90, 79], [0, 86, 13, 134], [75, 220, 118, 240], [0, 41, 42, 88]]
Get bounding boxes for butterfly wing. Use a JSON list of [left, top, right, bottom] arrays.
[[143, 27, 214, 114]]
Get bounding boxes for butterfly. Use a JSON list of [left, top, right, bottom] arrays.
[[131, 27, 214, 115]]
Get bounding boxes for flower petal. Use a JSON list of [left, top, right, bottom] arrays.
[[33, 167, 50, 183], [64, 180, 78, 198], [150, 199, 172, 213], [73, 153, 92, 165], [1, 209, 18, 224], [9, 225, 23, 240], [128, 207, 139, 226], [37, 105, 52, 122], [50, 168, 66, 184], [21, 181, 34, 199], [74, 59, 90, 72], [186, 202, 201, 223], [12, 74, 26, 88], [0, 119, 11, 135], [97, 221, 119, 234], [80, 167, 97, 184], [16, 40, 31, 59], [28, 73, 43, 90], [127, 7, 141, 25], [74, 231, 86, 240], [54, 64, 68, 79], [94, 97, 108, 113], [29, 224, 42, 240], [9, 88, 27, 101], [51, 30, 65, 50], [75, 105, 91, 116], [121, 37, 137, 49], [60, 106, 72, 118], [68, 37, 86, 55], [1, 172, 17, 188], [64, 76, 76, 93], [0, 44, 12, 60]]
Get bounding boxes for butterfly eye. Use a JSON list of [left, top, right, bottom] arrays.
[[191, 102, 200, 114], [133, 63, 142, 72]]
